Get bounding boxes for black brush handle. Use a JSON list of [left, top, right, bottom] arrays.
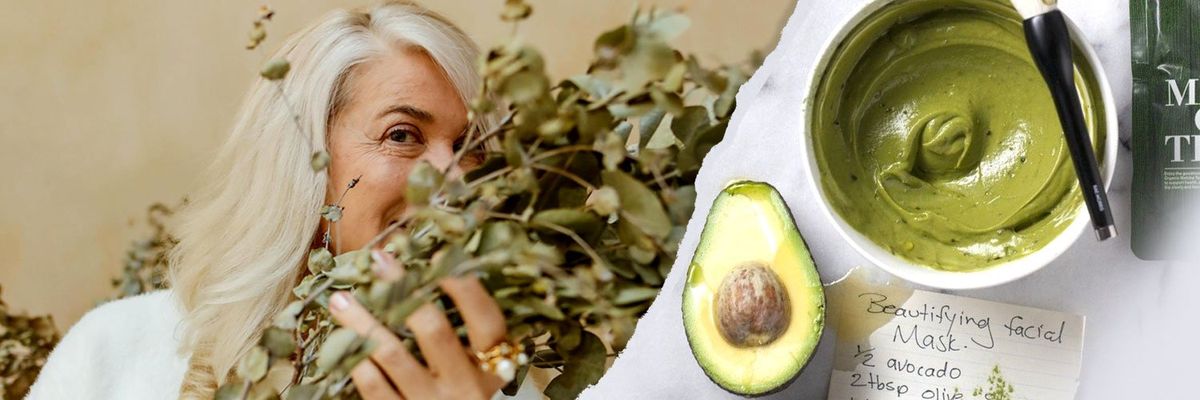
[[1023, 10, 1117, 241]]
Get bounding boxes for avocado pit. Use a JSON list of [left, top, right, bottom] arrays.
[[714, 261, 791, 347]]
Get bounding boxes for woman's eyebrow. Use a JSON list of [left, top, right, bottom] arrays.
[[377, 104, 434, 123]]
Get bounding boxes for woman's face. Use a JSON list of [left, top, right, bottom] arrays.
[[320, 47, 480, 253]]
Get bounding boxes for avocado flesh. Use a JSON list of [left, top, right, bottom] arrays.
[[682, 181, 826, 396]]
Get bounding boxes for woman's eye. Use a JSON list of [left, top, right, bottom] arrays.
[[387, 128, 416, 143]]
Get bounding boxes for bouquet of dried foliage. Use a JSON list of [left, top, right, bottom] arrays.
[[218, 3, 755, 399], [110, 201, 184, 299], [0, 286, 59, 400]]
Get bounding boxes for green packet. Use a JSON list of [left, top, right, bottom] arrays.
[[1131, 0, 1200, 260]]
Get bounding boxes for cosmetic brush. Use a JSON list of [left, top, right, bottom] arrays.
[[1012, 0, 1117, 241]]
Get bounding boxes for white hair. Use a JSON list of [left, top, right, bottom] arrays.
[[167, 2, 487, 397]]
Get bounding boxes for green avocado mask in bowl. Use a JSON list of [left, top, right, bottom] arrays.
[[805, 0, 1117, 288]]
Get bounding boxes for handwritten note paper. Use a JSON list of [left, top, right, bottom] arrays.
[[826, 289, 1085, 400]]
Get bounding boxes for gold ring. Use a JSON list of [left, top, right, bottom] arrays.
[[473, 339, 528, 383]]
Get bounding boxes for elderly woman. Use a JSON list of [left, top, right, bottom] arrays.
[[27, 2, 511, 399]]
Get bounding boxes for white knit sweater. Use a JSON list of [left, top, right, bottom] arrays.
[[25, 290, 191, 399]]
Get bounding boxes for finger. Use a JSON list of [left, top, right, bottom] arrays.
[[371, 249, 404, 282], [406, 303, 476, 378], [329, 291, 436, 399], [439, 276, 506, 353], [350, 360, 403, 400]]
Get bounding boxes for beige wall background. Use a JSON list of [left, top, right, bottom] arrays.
[[0, 0, 793, 331]]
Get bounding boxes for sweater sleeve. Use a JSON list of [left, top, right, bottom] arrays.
[[24, 303, 110, 400], [24, 290, 189, 400]]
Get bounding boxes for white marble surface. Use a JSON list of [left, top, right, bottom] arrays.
[[580, 0, 1200, 399]]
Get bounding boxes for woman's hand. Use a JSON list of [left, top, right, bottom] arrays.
[[328, 250, 508, 400]]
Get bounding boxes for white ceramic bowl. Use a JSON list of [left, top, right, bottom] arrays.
[[802, 0, 1119, 290]]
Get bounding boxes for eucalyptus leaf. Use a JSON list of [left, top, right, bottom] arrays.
[[238, 345, 270, 382], [284, 384, 321, 400], [662, 61, 687, 92], [531, 208, 603, 240], [406, 161, 443, 207], [714, 66, 746, 118], [633, 260, 662, 284], [273, 301, 304, 330], [680, 121, 728, 172], [260, 58, 291, 80], [613, 286, 660, 306], [544, 331, 607, 400], [594, 25, 633, 65], [670, 106, 710, 143], [384, 291, 434, 331], [593, 131, 625, 171], [610, 316, 635, 351], [320, 205, 343, 223], [644, 113, 678, 150], [263, 327, 296, 357], [307, 247, 334, 274], [569, 75, 615, 100], [668, 185, 697, 223], [500, 0, 532, 22], [502, 71, 549, 104], [645, 12, 690, 41], [649, 87, 684, 117], [310, 151, 330, 172], [602, 258, 636, 280], [585, 186, 620, 217], [478, 221, 520, 255], [618, 40, 676, 91], [553, 321, 582, 354], [315, 328, 359, 375], [214, 382, 244, 400], [602, 170, 671, 239], [524, 297, 566, 320], [292, 274, 320, 299], [637, 108, 667, 149]]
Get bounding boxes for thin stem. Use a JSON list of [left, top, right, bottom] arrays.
[[330, 176, 361, 254], [445, 112, 514, 176], [484, 211, 525, 222], [466, 166, 514, 189], [532, 220, 604, 267], [239, 378, 252, 400], [529, 145, 593, 164], [649, 164, 670, 192], [334, 176, 361, 205], [534, 151, 579, 210], [530, 164, 596, 191], [364, 219, 406, 251], [300, 279, 335, 309], [271, 82, 316, 152], [465, 144, 596, 189], [528, 137, 544, 156]]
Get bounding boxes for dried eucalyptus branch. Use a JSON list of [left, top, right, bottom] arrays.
[[111, 199, 187, 299], [218, 2, 756, 399]]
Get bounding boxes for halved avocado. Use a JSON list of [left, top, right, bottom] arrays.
[[682, 181, 825, 396]]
